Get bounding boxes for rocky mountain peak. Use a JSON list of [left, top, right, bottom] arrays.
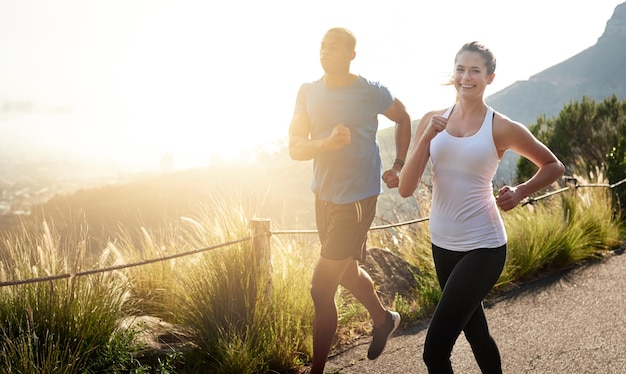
[[599, 2, 626, 42]]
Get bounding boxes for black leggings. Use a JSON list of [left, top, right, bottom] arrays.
[[423, 244, 506, 374]]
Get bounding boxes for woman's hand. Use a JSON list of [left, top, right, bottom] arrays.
[[423, 115, 447, 141], [496, 185, 523, 211]]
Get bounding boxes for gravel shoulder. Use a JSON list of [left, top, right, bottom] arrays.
[[326, 249, 626, 373]]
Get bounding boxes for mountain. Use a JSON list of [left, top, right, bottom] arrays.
[[477, 2, 626, 184], [486, 2, 626, 126]]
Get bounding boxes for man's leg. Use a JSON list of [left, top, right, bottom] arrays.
[[340, 259, 401, 359], [339, 260, 387, 326], [309, 256, 351, 374]]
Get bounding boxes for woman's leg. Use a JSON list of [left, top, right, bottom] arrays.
[[423, 245, 506, 373], [463, 303, 502, 373]]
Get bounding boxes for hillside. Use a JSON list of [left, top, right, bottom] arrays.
[[0, 143, 422, 248], [478, 2, 626, 184], [486, 2, 626, 126]]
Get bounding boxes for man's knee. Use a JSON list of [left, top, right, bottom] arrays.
[[310, 283, 336, 306], [340, 266, 374, 292]]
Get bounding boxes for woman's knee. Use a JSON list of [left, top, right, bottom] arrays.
[[423, 346, 452, 373]]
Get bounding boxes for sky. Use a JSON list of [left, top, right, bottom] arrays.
[[0, 0, 624, 171]]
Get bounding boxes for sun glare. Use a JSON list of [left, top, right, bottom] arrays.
[[2, 0, 622, 173], [86, 1, 307, 170]]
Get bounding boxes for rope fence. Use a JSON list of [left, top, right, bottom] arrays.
[[1, 176, 624, 288], [521, 177, 626, 206], [0, 237, 252, 287]]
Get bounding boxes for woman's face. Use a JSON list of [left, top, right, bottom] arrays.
[[453, 51, 494, 99]]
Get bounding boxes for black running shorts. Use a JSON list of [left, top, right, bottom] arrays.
[[315, 195, 377, 262]]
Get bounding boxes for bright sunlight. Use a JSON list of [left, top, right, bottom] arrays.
[[0, 0, 622, 171]]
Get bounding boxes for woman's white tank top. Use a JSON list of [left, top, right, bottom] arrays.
[[429, 105, 507, 251]]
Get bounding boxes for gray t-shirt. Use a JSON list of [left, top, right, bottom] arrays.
[[294, 76, 393, 204]]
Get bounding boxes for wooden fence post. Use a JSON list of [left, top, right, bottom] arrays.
[[251, 218, 273, 301]]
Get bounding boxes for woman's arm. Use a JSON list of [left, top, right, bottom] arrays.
[[399, 109, 447, 197], [493, 114, 565, 211]]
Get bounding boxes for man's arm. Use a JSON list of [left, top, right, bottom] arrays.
[[288, 112, 351, 161], [382, 98, 412, 188]]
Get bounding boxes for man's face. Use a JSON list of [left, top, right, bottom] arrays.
[[319, 31, 354, 73]]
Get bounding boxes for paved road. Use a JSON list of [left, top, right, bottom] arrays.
[[327, 249, 626, 373]]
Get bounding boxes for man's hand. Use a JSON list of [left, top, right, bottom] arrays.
[[382, 167, 401, 188], [324, 123, 351, 150]]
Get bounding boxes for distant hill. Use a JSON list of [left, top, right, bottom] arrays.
[[478, 2, 626, 184], [486, 2, 626, 126], [0, 151, 321, 251]]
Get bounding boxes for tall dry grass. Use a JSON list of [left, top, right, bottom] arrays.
[[0, 221, 135, 373], [0, 176, 621, 372]]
